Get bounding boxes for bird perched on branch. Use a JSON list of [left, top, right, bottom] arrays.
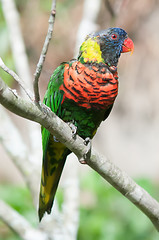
[[38, 27, 134, 221]]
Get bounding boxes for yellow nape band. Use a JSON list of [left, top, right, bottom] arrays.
[[80, 38, 104, 63]]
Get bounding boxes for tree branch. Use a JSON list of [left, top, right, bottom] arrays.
[[0, 57, 33, 100], [33, 0, 57, 103], [1, 77, 159, 231], [0, 200, 48, 240]]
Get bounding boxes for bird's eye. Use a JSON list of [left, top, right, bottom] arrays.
[[111, 34, 118, 40]]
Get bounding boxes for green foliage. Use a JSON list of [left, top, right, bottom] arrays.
[[56, 0, 76, 12], [0, 185, 36, 240], [0, 174, 159, 240], [0, 58, 15, 86], [39, 0, 76, 12], [78, 171, 159, 240], [56, 188, 64, 211], [39, 0, 52, 12], [0, 185, 36, 224]]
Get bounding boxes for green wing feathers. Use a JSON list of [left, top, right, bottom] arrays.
[[38, 64, 70, 221], [38, 136, 70, 221]]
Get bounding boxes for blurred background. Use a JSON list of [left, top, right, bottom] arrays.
[[0, 0, 159, 239]]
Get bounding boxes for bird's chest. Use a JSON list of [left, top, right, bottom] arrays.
[[60, 62, 118, 110]]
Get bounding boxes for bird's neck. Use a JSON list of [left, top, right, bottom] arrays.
[[78, 38, 105, 64]]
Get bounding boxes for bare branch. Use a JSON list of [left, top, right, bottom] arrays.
[[1, 78, 159, 231], [33, 0, 57, 103], [0, 58, 33, 100], [88, 149, 159, 232], [0, 200, 48, 240]]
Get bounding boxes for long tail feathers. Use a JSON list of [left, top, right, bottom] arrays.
[[38, 138, 70, 221], [38, 157, 66, 221]]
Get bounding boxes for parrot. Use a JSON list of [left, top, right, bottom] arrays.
[[38, 27, 134, 221]]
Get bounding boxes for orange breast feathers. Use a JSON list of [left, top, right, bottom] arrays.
[[60, 61, 118, 109]]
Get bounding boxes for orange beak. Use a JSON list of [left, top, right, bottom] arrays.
[[122, 37, 134, 55]]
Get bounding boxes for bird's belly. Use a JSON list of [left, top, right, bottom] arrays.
[[62, 100, 106, 139]]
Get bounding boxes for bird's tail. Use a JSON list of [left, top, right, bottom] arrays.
[[38, 136, 70, 221]]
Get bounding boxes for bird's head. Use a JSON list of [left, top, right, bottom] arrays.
[[78, 27, 134, 67]]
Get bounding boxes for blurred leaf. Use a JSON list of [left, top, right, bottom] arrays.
[[0, 184, 36, 225], [15, 0, 28, 12], [0, 184, 37, 240], [40, 0, 52, 11], [78, 171, 159, 240], [0, 56, 15, 87], [56, 188, 64, 211]]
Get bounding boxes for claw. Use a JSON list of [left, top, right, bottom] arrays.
[[68, 122, 77, 139], [84, 137, 91, 146], [79, 137, 92, 164], [53, 135, 59, 142]]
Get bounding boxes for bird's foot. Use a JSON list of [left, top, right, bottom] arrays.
[[79, 137, 92, 164], [67, 121, 77, 139], [53, 135, 59, 142]]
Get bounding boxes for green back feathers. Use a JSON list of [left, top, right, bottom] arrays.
[[43, 64, 65, 112], [42, 63, 65, 158]]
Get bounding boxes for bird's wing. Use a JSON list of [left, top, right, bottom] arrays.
[[39, 63, 70, 221]]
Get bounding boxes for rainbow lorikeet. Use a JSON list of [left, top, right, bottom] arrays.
[[38, 27, 134, 221]]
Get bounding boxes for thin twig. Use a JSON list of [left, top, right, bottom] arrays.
[[0, 57, 33, 100], [33, 0, 57, 104]]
